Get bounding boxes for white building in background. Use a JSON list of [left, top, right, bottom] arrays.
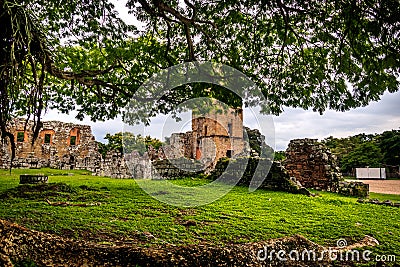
[[356, 168, 386, 179]]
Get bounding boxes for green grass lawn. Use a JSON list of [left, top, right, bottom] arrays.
[[369, 192, 400, 203], [0, 168, 399, 265]]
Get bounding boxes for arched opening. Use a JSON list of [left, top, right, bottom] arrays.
[[196, 147, 202, 160]]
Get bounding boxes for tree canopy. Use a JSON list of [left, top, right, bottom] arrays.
[[1, 0, 400, 162], [97, 132, 163, 157], [323, 129, 400, 173]]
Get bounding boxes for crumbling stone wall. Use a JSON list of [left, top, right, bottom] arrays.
[[209, 157, 311, 195], [124, 151, 154, 179], [338, 181, 369, 198], [162, 133, 193, 159], [0, 119, 101, 172], [284, 139, 342, 191], [95, 149, 204, 179], [96, 150, 132, 178], [151, 158, 205, 179]]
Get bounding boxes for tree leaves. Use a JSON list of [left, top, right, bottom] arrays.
[[323, 130, 400, 172], [98, 132, 163, 157], [1, 0, 399, 143]]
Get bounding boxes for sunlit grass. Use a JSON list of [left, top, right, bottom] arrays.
[[0, 168, 399, 263]]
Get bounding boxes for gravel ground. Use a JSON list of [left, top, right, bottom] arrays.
[[349, 179, 400, 195]]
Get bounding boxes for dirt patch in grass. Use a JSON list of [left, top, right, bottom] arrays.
[[0, 183, 76, 199], [0, 183, 111, 206]]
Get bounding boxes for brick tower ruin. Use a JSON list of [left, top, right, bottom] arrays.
[[166, 103, 246, 168], [192, 106, 245, 164]]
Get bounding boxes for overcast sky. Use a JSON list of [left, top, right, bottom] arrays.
[[273, 91, 400, 150], [43, 90, 400, 151]]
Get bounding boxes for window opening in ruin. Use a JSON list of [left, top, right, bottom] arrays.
[[226, 150, 232, 158], [70, 136, 77, 146], [44, 134, 51, 144], [227, 123, 232, 136], [69, 128, 81, 145], [204, 126, 208, 136], [16, 132, 25, 142]]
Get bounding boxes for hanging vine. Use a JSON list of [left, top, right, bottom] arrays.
[[0, 0, 50, 168], [0, 0, 128, 168]]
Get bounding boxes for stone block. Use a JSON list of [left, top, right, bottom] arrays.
[[338, 181, 369, 198]]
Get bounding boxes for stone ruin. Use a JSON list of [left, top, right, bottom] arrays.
[[0, 118, 101, 172], [0, 119, 369, 197], [95, 150, 133, 179], [284, 138, 342, 191], [1, 100, 250, 180], [283, 138, 369, 197], [210, 157, 311, 195], [99, 137, 368, 197], [97, 102, 248, 178], [0, 118, 159, 179], [163, 133, 194, 160], [0, 117, 212, 179], [96, 148, 206, 179], [92, 103, 248, 179]]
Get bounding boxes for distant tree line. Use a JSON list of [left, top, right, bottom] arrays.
[[97, 133, 163, 158], [322, 129, 400, 174]]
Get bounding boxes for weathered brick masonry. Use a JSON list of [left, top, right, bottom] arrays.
[[0, 119, 101, 171], [284, 139, 342, 191]]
